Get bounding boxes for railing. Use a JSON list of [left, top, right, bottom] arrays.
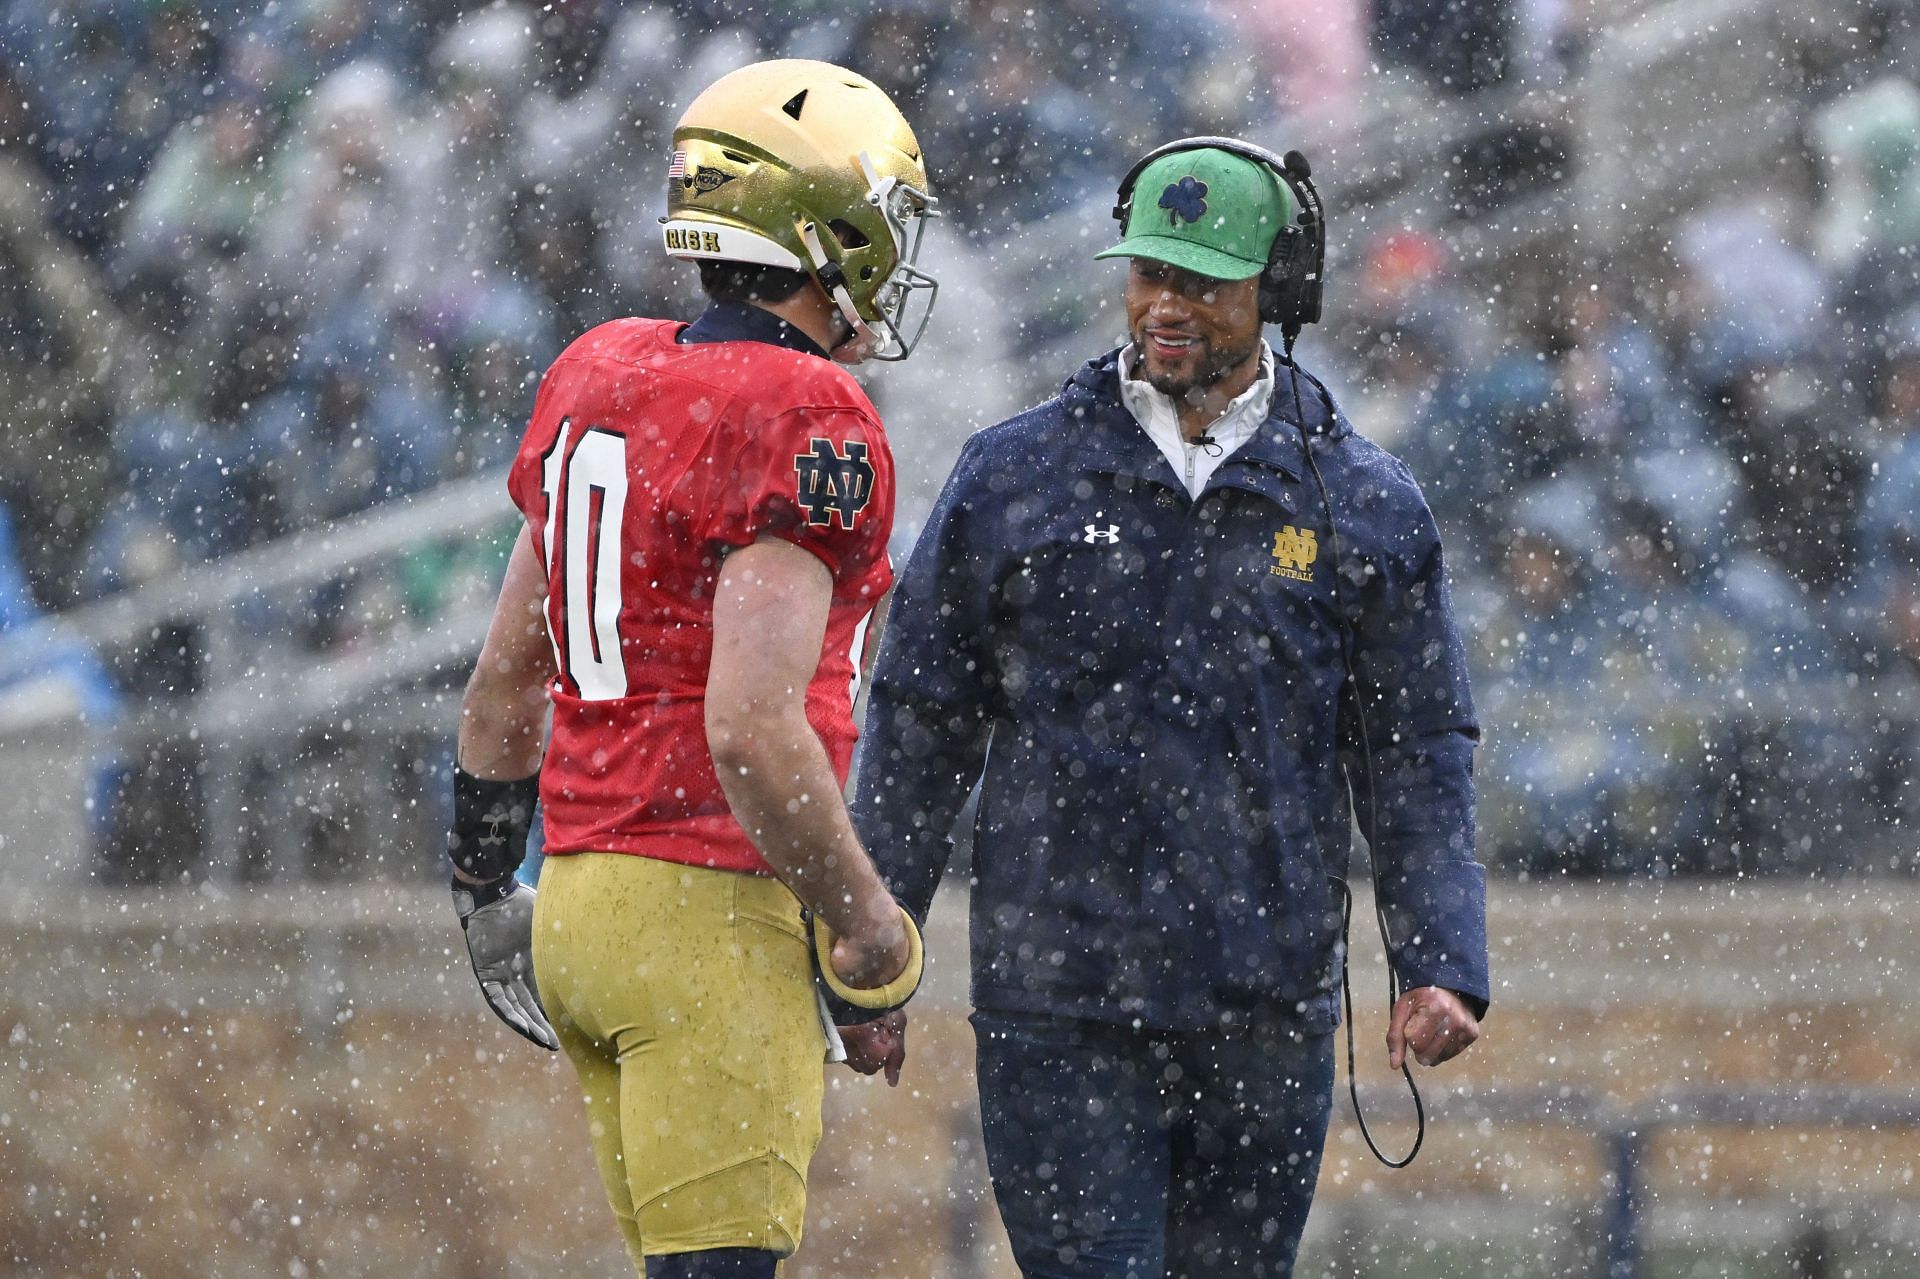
[[1345, 1084, 1920, 1279], [10, 876, 1910, 1277], [0, 469, 517, 882], [14, 469, 509, 657]]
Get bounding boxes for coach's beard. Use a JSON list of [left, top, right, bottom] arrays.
[[1131, 325, 1261, 402]]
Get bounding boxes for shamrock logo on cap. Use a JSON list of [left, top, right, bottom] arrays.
[[1158, 176, 1209, 226]]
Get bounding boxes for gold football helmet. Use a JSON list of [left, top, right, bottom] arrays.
[[663, 59, 938, 360]]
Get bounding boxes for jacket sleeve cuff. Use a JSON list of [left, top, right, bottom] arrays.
[[1392, 959, 1489, 1020], [1379, 857, 1489, 1018]]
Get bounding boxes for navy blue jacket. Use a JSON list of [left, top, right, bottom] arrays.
[[852, 348, 1487, 1032]]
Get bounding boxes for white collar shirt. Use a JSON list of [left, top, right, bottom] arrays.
[[1117, 342, 1276, 499]]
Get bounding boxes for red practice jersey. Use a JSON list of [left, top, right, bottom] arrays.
[[505, 315, 894, 875]]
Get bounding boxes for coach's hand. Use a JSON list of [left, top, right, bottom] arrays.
[[1386, 986, 1479, 1070], [840, 1009, 907, 1087], [453, 875, 558, 1052]]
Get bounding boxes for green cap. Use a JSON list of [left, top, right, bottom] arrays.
[[1095, 147, 1296, 280]]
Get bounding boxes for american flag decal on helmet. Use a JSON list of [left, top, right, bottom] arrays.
[[667, 150, 688, 181]]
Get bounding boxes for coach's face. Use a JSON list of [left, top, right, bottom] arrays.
[[1125, 258, 1263, 399]]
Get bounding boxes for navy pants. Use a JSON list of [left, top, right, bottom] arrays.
[[973, 1009, 1335, 1279]]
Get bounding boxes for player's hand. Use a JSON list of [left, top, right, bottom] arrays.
[[453, 876, 558, 1052], [840, 1009, 907, 1086], [807, 904, 925, 1025], [828, 904, 911, 991], [1386, 986, 1479, 1070]]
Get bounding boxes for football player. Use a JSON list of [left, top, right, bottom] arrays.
[[446, 59, 937, 1279]]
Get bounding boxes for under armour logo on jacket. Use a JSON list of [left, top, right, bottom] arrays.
[[1083, 524, 1121, 544]]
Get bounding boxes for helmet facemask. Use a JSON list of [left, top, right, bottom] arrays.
[[799, 154, 938, 362]]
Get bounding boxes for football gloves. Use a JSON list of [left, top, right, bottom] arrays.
[[453, 874, 558, 1052], [806, 903, 926, 1027]]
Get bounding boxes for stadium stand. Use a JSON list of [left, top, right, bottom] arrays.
[[1, 3, 1918, 1278], [1, 0, 1913, 884]]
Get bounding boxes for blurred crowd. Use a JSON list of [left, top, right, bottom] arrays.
[[0, 0, 1598, 611], [0, 0, 1295, 878], [1342, 15, 1920, 875], [0, 0, 1912, 880]]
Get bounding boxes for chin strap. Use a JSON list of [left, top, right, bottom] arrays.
[[798, 219, 884, 353], [794, 151, 939, 362]]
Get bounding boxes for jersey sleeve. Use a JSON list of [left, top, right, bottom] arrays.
[[702, 404, 893, 581], [505, 352, 571, 526]]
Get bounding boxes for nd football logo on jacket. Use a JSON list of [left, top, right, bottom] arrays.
[[1270, 525, 1318, 581], [794, 438, 875, 529]]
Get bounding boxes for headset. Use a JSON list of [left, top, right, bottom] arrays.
[[1115, 138, 1427, 1169], [1110, 135, 1326, 343]]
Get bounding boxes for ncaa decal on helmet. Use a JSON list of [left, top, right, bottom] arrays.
[[662, 59, 939, 360]]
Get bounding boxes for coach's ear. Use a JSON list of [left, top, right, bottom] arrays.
[[806, 904, 925, 1024]]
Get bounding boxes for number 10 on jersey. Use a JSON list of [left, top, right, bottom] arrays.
[[538, 414, 879, 710], [540, 418, 629, 701]]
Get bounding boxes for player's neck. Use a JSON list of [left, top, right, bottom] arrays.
[[756, 287, 847, 358]]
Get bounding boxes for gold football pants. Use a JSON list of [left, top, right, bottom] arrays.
[[532, 851, 826, 1271]]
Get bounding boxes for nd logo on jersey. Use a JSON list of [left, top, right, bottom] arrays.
[[794, 438, 875, 529], [1270, 525, 1318, 581]]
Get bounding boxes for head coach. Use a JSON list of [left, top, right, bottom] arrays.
[[842, 137, 1489, 1277]]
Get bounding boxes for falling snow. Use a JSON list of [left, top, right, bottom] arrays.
[[0, 1, 1916, 1277]]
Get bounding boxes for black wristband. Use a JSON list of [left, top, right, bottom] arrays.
[[448, 768, 538, 883]]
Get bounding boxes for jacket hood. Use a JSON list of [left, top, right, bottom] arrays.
[[1063, 345, 1354, 442]]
